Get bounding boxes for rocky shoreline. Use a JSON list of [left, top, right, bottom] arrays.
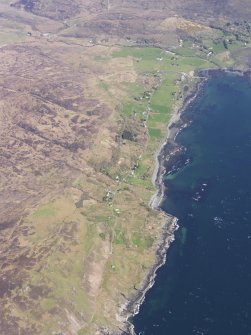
[[98, 67, 251, 335], [110, 67, 250, 335], [111, 73, 209, 335]]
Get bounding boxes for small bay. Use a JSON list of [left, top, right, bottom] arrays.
[[133, 71, 251, 335]]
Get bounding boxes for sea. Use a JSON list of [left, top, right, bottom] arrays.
[[133, 71, 251, 335]]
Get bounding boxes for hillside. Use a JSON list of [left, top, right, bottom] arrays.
[[0, 1, 251, 334]]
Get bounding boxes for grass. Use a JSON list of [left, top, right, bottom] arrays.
[[113, 47, 162, 60], [113, 230, 126, 244], [33, 206, 58, 218], [135, 59, 160, 73], [122, 102, 146, 116], [179, 57, 211, 67], [85, 223, 98, 252], [150, 103, 172, 114], [99, 81, 109, 91], [174, 46, 200, 57], [40, 298, 56, 311], [120, 82, 149, 118], [132, 232, 154, 249], [38, 250, 92, 314], [149, 113, 170, 123], [121, 82, 146, 96], [135, 161, 150, 177], [95, 55, 109, 61], [127, 174, 155, 190], [148, 128, 162, 138], [212, 41, 227, 54], [150, 80, 176, 110], [0, 31, 28, 45], [73, 175, 85, 189], [125, 160, 155, 189]]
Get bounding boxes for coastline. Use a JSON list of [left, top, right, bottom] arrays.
[[127, 67, 251, 335], [114, 72, 208, 335], [112, 67, 250, 335]]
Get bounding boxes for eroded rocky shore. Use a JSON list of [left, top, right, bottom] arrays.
[[109, 72, 210, 335]]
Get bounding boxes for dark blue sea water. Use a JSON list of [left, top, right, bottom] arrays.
[[133, 72, 251, 335]]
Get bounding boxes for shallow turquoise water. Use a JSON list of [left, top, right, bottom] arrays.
[[133, 72, 251, 335]]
